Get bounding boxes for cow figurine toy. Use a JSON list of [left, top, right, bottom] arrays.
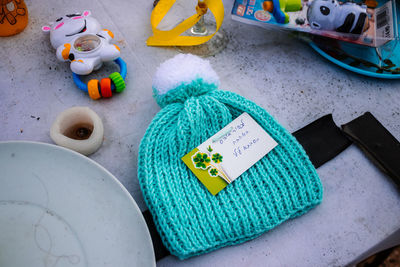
[[42, 11, 120, 75]]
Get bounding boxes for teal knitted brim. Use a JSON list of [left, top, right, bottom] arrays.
[[138, 55, 323, 259]]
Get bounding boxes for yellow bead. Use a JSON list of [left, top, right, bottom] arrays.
[[87, 79, 101, 100]]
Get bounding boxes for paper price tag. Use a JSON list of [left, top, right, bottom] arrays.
[[182, 113, 278, 195]]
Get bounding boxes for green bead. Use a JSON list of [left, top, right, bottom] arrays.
[[109, 72, 126, 93]]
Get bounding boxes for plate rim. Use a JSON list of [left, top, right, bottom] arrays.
[[309, 42, 400, 79], [0, 140, 156, 267]]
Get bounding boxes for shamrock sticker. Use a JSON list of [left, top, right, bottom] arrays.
[[192, 152, 211, 169], [191, 148, 231, 184], [209, 168, 218, 177], [212, 153, 223, 163]]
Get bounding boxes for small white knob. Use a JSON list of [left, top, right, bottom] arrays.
[[50, 107, 104, 156]]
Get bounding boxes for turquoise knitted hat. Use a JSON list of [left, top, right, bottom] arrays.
[[138, 54, 323, 259]]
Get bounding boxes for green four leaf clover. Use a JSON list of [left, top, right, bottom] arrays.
[[212, 153, 223, 163], [192, 152, 211, 170], [209, 168, 218, 177]]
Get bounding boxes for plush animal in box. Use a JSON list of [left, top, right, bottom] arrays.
[[42, 11, 120, 75], [307, 0, 369, 34]]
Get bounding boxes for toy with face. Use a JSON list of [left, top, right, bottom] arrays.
[[307, 0, 369, 34], [0, 0, 28, 36], [42, 11, 120, 75]]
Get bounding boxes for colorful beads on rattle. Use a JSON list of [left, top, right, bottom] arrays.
[[88, 79, 102, 100], [87, 73, 125, 100], [109, 72, 126, 93], [100, 78, 112, 98], [72, 57, 127, 100]]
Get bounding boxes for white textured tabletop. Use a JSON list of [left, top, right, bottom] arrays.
[[1, 0, 400, 266]]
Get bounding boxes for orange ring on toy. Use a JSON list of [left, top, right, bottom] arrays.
[[100, 78, 113, 98], [88, 79, 101, 100]]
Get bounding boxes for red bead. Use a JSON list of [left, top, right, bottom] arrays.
[[100, 78, 112, 98]]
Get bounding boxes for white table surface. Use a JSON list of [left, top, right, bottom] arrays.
[[1, 0, 400, 266]]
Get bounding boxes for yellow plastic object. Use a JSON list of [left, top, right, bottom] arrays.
[[147, 0, 224, 46], [0, 0, 28, 37], [87, 79, 101, 100]]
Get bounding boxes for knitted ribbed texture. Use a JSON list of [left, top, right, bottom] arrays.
[[138, 68, 323, 260]]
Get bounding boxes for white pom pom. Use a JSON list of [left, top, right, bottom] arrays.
[[153, 54, 220, 96]]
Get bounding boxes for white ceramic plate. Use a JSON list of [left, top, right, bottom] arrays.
[[0, 141, 155, 267]]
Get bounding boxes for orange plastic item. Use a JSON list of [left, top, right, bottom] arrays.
[[88, 79, 101, 100], [0, 0, 28, 37], [61, 43, 71, 60], [262, 1, 274, 12], [365, 0, 378, 8], [103, 29, 114, 39], [100, 78, 112, 98]]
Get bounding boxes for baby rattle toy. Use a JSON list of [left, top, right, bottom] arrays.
[[42, 11, 127, 100]]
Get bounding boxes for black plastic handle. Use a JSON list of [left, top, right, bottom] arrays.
[[342, 112, 400, 187]]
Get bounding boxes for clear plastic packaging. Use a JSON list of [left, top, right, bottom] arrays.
[[232, 0, 400, 77], [232, 0, 398, 47]]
